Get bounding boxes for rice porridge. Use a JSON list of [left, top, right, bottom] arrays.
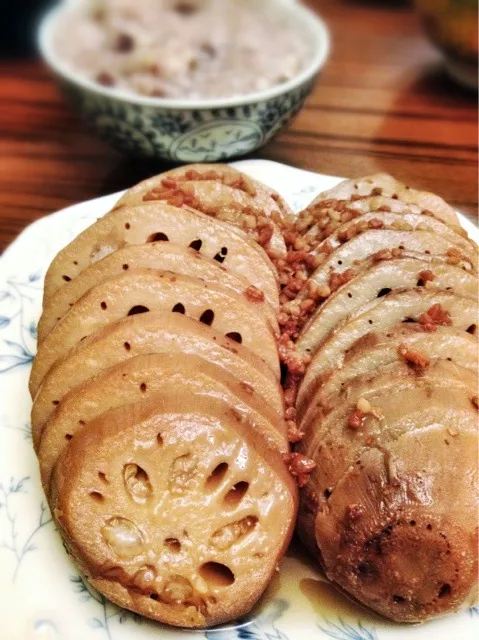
[[54, 0, 313, 100]]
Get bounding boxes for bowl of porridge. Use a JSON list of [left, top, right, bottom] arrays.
[[38, 0, 330, 160]]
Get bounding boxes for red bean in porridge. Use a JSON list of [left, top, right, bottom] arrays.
[[53, 0, 313, 99]]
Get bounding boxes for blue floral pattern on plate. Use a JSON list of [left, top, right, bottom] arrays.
[[317, 618, 378, 640], [0, 476, 52, 583], [0, 273, 40, 374], [0, 161, 477, 640]]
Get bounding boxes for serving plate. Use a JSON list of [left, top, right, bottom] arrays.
[[0, 160, 477, 640]]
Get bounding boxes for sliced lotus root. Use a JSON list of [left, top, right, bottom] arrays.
[[294, 194, 468, 251], [298, 230, 476, 300], [296, 289, 478, 415], [37, 352, 289, 491], [42, 203, 279, 312], [30, 269, 280, 398], [37, 242, 277, 343], [294, 195, 423, 247], [306, 173, 460, 228], [300, 360, 478, 463], [146, 181, 286, 258], [115, 165, 289, 259], [304, 211, 474, 260], [310, 427, 478, 622], [315, 324, 479, 408], [280, 249, 475, 340], [117, 164, 294, 226], [298, 378, 478, 557], [32, 312, 284, 432], [282, 230, 476, 343], [50, 394, 297, 628], [295, 258, 478, 357]]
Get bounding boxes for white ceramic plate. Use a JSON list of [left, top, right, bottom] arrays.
[[0, 160, 477, 640]]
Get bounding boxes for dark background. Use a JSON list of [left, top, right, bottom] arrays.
[[0, 0, 477, 253]]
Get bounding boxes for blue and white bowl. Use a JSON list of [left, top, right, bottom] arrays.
[[38, 1, 330, 161]]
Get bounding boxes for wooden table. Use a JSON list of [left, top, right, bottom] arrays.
[[0, 0, 477, 253]]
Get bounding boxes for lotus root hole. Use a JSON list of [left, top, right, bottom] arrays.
[[148, 232, 169, 242], [101, 301, 107, 310], [128, 305, 149, 316], [226, 332, 242, 344], [189, 239, 202, 250], [200, 309, 215, 326], [164, 538, 181, 552], [90, 491, 104, 503], [161, 575, 195, 604], [205, 463, 229, 492], [140, 382, 147, 393], [52, 400, 59, 406], [98, 472, 109, 484], [438, 583, 451, 598], [157, 433, 163, 446], [467, 324, 476, 335], [124, 341, 131, 351], [65, 433, 73, 441], [125, 223, 131, 230], [223, 481, 249, 507], [214, 247, 228, 263], [122, 264, 129, 270], [210, 516, 258, 550], [62, 275, 71, 282], [168, 454, 198, 493], [123, 464, 152, 503], [426, 524, 432, 530], [199, 562, 235, 588], [377, 288, 391, 298], [133, 565, 157, 592], [172, 303, 186, 314], [102, 517, 144, 559]]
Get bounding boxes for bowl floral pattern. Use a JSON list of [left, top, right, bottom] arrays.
[[59, 79, 316, 160]]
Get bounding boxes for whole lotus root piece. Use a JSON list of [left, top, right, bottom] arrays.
[[50, 394, 297, 628]]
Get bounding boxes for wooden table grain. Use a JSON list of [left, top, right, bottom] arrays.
[[0, 0, 477, 253]]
